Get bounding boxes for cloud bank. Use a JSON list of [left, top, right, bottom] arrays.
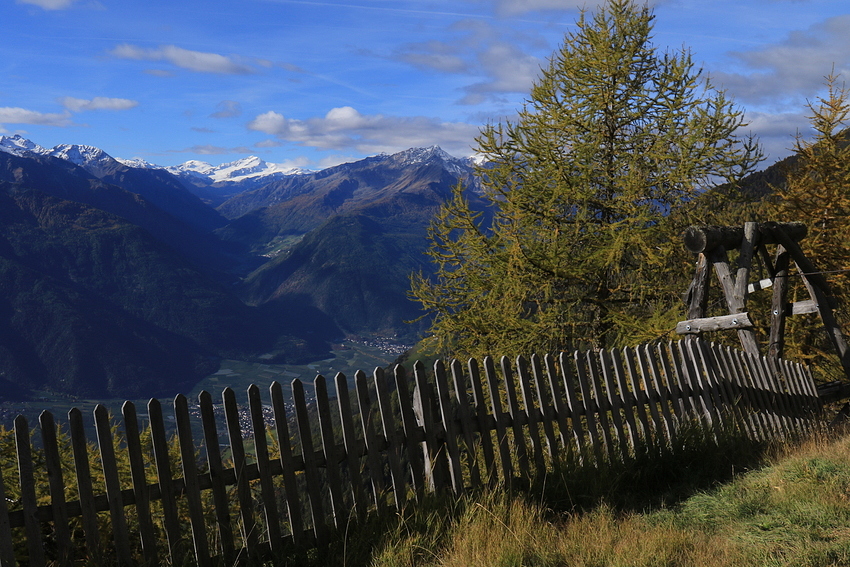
[[111, 44, 256, 75], [0, 107, 72, 126], [248, 106, 480, 156], [59, 97, 138, 112]]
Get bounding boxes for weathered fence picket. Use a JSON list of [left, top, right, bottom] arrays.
[[0, 339, 824, 566]]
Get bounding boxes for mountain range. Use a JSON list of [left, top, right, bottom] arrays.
[[0, 135, 482, 400]]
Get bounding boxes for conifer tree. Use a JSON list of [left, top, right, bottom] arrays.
[[411, 0, 762, 359], [768, 74, 850, 375]]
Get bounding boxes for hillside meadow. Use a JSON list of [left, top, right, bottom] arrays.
[[318, 429, 850, 567]]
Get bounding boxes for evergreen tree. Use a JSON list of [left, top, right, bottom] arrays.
[[767, 74, 850, 375], [411, 0, 762, 359]]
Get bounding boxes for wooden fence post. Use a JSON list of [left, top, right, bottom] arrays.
[[38, 411, 71, 567], [14, 416, 45, 567]]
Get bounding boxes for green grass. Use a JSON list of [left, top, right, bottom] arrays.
[[299, 428, 850, 567]]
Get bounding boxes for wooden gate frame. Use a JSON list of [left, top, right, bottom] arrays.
[[677, 221, 850, 380]]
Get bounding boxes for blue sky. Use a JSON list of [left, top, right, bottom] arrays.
[[2, 0, 849, 169]]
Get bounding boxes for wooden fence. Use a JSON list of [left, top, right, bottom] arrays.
[[0, 339, 822, 566]]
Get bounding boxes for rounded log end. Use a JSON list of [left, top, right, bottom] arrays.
[[683, 226, 709, 254]]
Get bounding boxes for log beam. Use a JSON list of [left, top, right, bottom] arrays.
[[676, 312, 754, 334], [684, 221, 807, 254]]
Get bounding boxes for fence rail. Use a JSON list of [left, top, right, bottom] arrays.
[[0, 339, 821, 566]]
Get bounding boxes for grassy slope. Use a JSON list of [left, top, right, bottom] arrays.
[[299, 429, 850, 567]]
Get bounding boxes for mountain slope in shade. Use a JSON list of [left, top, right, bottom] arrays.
[[233, 149, 490, 340], [217, 146, 476, 223], [216, 146, 480, 254], [0, 161, 336, 399], [0, 189, 217, 398], [240, 214, 432, 341], [0, 151, 241, 277], [0, 135, 227, 234]]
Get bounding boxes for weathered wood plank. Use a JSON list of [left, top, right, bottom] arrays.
[[517, 356, 547, 476], [374, 368, 407, 508], [334, 374, 368, 520], [676, 312, 754, 334], [222, 387, 258, 560], [248, 384, 284, 553], [558, 353, 587, 458], [708, 246, 760, 355], [38, 411, 72, 567], [121, 401, 159, 567], [585, 351, 617, 462], [434, 360, 465, 494], [667, 342, 696, 418], [733, 221, 759, 309], [710, 346, 757, 440], [292, 379, 327, 544], [269, 381, 305, 543], [450, 360, 482, 488], [633, 348, 667, 451], [93, 405, 133, 566], [610, 349, 640, 453], [599, 350, 630, 461], [394, 365, 427, 499], [644, 345, 678, 447], [732, 347, 775, 436], [0, 450, 17, 567], [355, 370, 387, 513], [413, 362, 448, 493], [173, 395, 211, 567], [314, 376, 346, 528], [741, 352, 782, 435], [530, 354, 560, 465], [686, 252, 711, 319], [501, 357, 531, 477], [467, 359, 497, 486], [622, 347, 654, 448], [655, 344, 685, 421], [68, 408, 101, 564], [685, 339, 727, 430], [767, 224, 850, 379], [197, 391, 235, 564], [779, 358, 808, 432], [574, 352, 604, 463], [678, 341, 718, 429], [542, 354, 573, 460], [483, 357, 513, 486], [14, 416, 45, 567]]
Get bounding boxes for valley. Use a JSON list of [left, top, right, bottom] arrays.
[[0, 336, 410, 432], [0, 135, 479, 404]]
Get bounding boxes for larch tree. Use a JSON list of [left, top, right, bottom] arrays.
[[410, 0, 762, 360], [767, 74, 850, 376]]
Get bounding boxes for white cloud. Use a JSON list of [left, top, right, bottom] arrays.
[[0, 107, 72, 126], [210, 100, 242, 119], [744, 110, 814, 162], [713, 15, 850, 105], [170, 144, 253, 155], [59, 96, 138, 112], [111, 44, 255, 75], [247, 107, 480, 157], [17, 0, 76, 10], [392, 20, 544, 104], [460, 41, 543, 104]]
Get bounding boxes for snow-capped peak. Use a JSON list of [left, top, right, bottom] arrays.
[[116, 157, 158, 169], [48, 143, 114, 167], [387, 145, 475, 178], [0, 134, 49, 157], [391, 145, 455, 166], [167, 155, 308, 183]]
